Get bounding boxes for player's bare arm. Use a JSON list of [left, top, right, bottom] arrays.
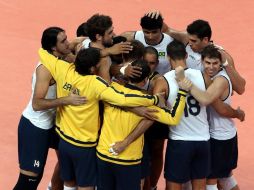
[[188, 72, 228, 106], [153, 76, 169, 99], [220, 50, 246, 94], [110, 119, 154, 155], [32, 65, 86, 111]]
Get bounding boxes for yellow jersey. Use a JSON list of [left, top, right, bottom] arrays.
[[97, 82, 187, 165], [38, 48, 159, 147]]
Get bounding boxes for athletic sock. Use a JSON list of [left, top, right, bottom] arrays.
[[206, 184, 218, 190], [13, 173, 41, 190], [218, 176, 238, 190], [63, 185, 76, 190]]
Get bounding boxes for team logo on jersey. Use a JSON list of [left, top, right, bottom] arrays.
[[63, 82, 80, 95], [188, 55, 196, 60], [158, 52, 166, 57]]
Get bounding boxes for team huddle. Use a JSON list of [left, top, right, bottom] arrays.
[[13, 10, 246, 190]]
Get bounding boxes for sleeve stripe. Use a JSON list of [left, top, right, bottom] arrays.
[[170, 92, 182, 117], [109, 85, 157, 103], [96, 76, 109, 87], [178, 89, 187, 97]]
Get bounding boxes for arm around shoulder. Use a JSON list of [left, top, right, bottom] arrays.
[[221, 50, 246, 94]]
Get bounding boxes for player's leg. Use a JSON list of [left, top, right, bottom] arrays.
[[14, 116, 50, 190]]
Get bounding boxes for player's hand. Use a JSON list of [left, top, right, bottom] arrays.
[[175, 66, 185, 82], [177, 78, 193, 92], [107, 42, 133, 55], [125, 64, 142, 78], [145, 10, 162, 19], [63, 88, 87, 106], [109, 141, 128, 155], [128, 106, 159, 120], [236, 107, 245, 122]]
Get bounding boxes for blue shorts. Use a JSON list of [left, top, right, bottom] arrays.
[[208, 135, 238, 178], [97, 158, 141, 190], [164, 139, 210, 183], [18, 115, 54, 174], [58, 139, 97, 187]]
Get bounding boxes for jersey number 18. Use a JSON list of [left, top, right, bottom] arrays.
[[184, 96, 200, 117]]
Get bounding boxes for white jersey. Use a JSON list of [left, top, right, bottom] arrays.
[[164, 68, 210, 141], [185, 44, 203, 71], [208, 69, 236, 140], [134, 30, 174, 75], [82, 38, 91, 49], [22, 63, 56, 130], [185, 43, 224, 71]]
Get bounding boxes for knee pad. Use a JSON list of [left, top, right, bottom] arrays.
[[206, 184, 218, 190], [218, 176, 237, 190], [63, 185, 76, 190], [13, 173, 42, 190]]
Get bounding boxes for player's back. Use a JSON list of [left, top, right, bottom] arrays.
[[164, 68, 210, 141], [97, 82, 146, 165]]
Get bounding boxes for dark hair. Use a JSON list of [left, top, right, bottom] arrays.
[[167, 40, 187, 60], [86, 14, 113, 41], [144, 46, 159, 60], [76, 22, 88, 37], [140, 15, 163, 30], [187, 19, 212, 41], [41, 27, 64, 53], [201, 44, 222, 62], [123, 40, 145, 61], [112, 36, 127, 44], [129, 59, 151, 83], [74, 48, 101, 75]]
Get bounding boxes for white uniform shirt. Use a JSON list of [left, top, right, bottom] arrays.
[[22, 63, 56, 130], [135, 31, 174, 74], [164, 68, 210, 141], [82, 38, 91, 49], [185, 43, 224, 71], [208, 69, 237, 140], [185, 44, 203, 71]]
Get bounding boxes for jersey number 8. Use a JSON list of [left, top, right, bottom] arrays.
[[184, 96, 200, 117]]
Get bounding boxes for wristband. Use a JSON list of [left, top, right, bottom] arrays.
[[120, 65, 128, 75], [222, 59, 229, 67]]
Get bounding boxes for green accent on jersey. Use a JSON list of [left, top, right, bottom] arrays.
[[158, 51, 166, 57]]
